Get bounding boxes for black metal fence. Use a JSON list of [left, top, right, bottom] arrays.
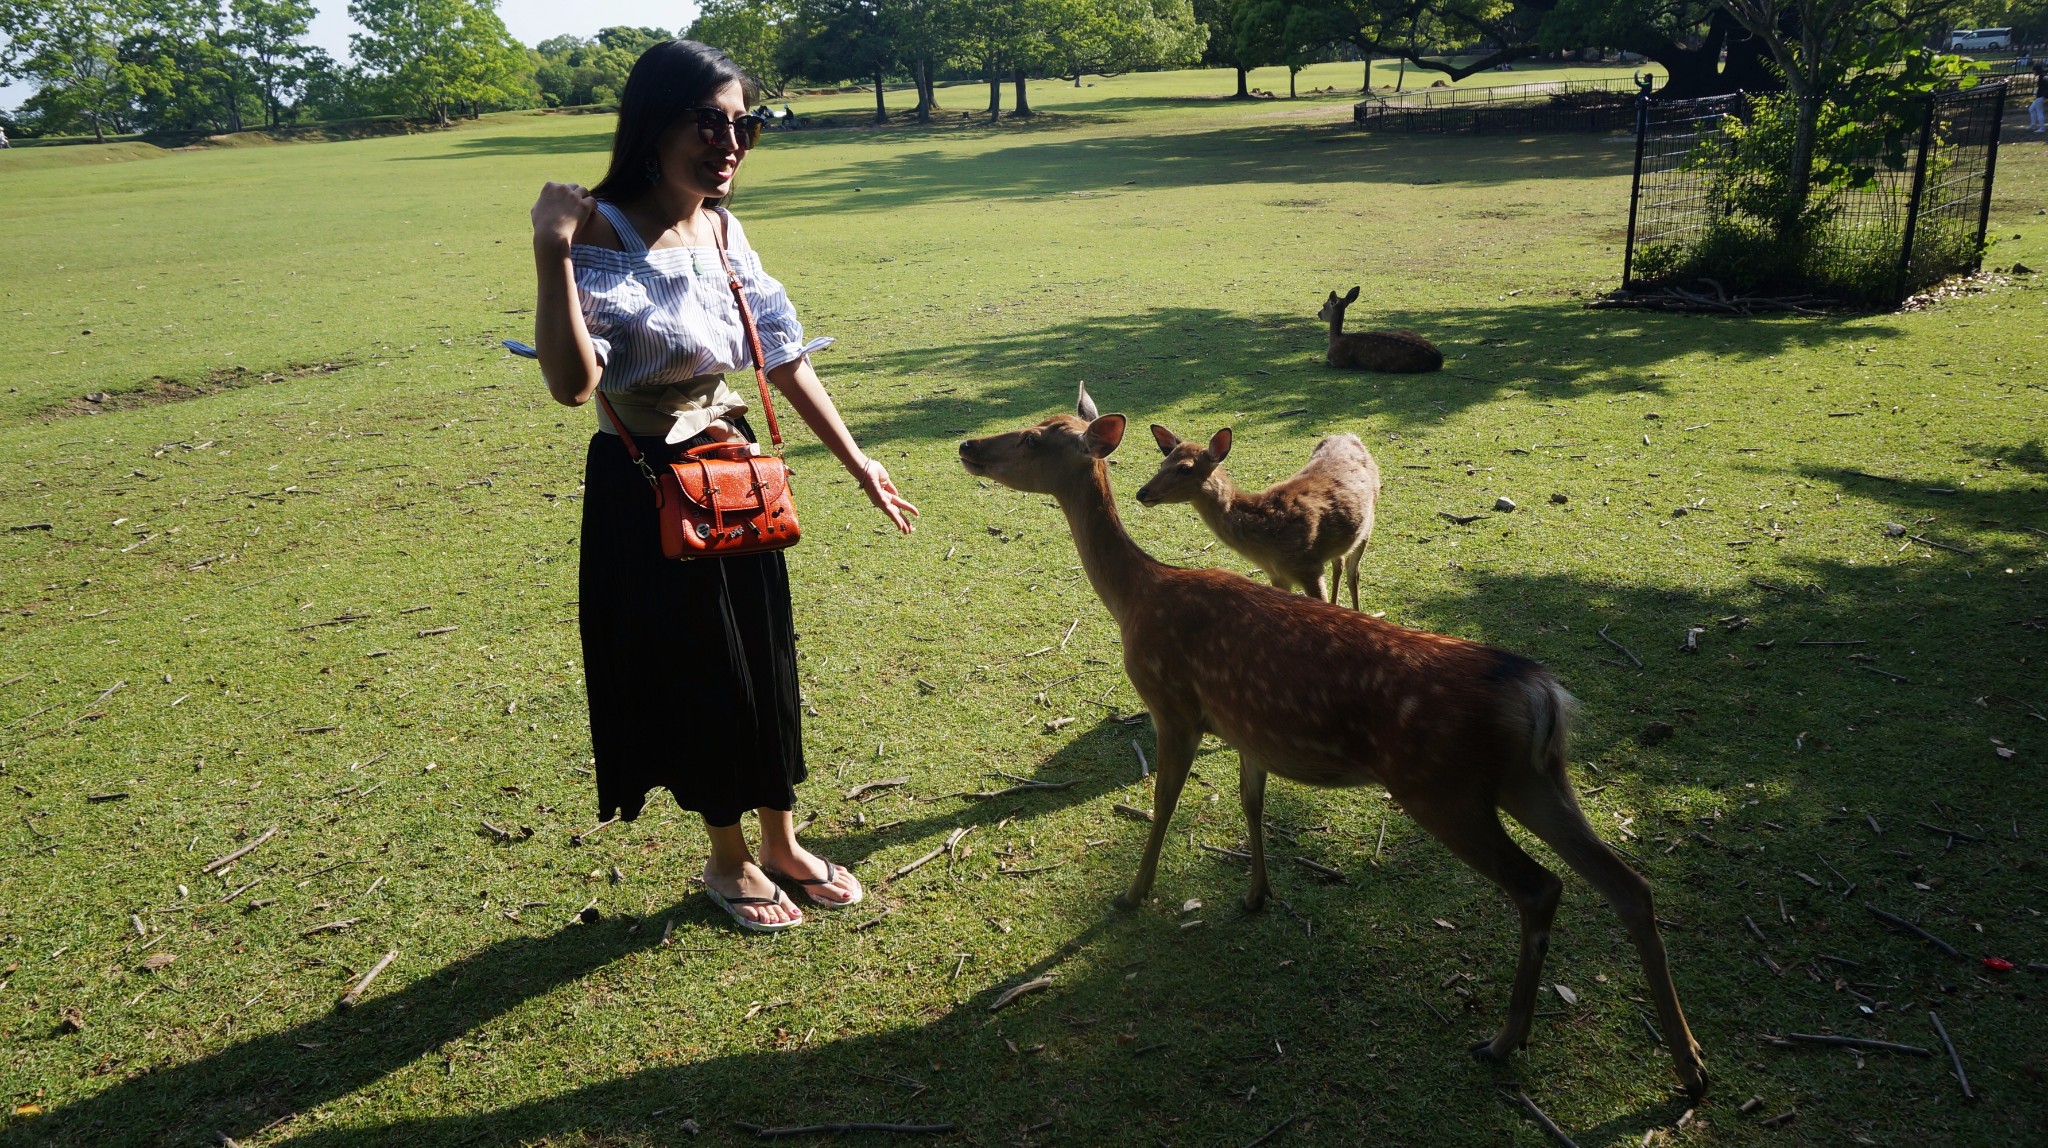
[[1622, 82, 2005, 308], [1354, 78, 1643, 134]]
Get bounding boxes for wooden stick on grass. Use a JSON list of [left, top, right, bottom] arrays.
[[1928, 1011, 1973, 1100], [1512, 1092, 1581, 1148], [337, 949, 397, 1010], [1597, 626, 1642, 669], [201, 827, 278, 874], [1863, 902, 1961, 959], [735, 1122, 954, 1139]]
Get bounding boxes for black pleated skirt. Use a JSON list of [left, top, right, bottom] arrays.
[[579, 415, 806, 827]]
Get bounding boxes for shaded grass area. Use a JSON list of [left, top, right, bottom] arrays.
[[3, 62, 2046, 1148]]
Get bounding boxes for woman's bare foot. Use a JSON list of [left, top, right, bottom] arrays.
[[755, 840, 862, 907], [701, 859, 803, 927]]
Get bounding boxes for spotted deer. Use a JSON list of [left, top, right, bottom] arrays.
[[956, 384, 1707, 1099], [1135, 425, 1378, 610], [1320, 286, 1443, 372]]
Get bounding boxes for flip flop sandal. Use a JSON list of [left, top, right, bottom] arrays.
[[763, 860, 864, 909], [704, 884, 802, 933]]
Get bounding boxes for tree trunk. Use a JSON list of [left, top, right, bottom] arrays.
[[1234, 65, 1249, 99], [1288, 66, 1298, 98], [1011, 67, 1032, 116], [913, 58, 933, 123], [1784, 90, 1820, 238], [874, 65, 887, 123], [987, 61, 1002, 122], [1363, 57, 1372, 93], [1395, 56, 1407, 93]]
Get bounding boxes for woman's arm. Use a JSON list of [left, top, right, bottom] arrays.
[[766, 357, 918, 533], [531, 182, 603, 407]]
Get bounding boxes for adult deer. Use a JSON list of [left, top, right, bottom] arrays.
[[957, 385, 1707, 1098], [1320, 286, 1443, 373], [1135, 424, 1378, 610]]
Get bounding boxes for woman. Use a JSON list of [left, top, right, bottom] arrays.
[[530, 40, 918, 932]]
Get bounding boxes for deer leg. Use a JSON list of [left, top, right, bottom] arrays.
[[1504, 779, 1709, 1099], [1238, 756, 1270, 911], [1344, 544, 1364, 611], [1325, 559, 1342, 604], [1402, 797, 1560, 1066], [1116, 716, 1200, 911]]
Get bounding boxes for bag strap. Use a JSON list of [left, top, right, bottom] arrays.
[[713, 208, 784, 453], [593, 390, 662, 494]]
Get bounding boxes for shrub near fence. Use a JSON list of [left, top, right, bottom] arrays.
[[1623, 82, 2006, 308], [1355, 78, 1643, 134]]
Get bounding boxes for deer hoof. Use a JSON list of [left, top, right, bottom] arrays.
[[1469, 1040, 1509, 1064], [1241, 892, 1267, 913], [1678, 1059, 1710, 1101], [1112, 891, 1142, 912]]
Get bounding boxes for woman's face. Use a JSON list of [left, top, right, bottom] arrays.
[[657, 80, 749, 200]]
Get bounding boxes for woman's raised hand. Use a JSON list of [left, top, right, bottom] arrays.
[[532, 182, 595, 250], [855, 457, 919, 534]]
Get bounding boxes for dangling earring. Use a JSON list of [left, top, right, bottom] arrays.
[[643, 157, 661, 186]]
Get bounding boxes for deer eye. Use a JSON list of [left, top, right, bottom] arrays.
[[1021, 431, 1041, 447], [1176, 462, 1194, 473]]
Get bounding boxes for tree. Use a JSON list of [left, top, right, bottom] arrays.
[[1039, 0, 1206, 85], [778, 0, 893, 121], [1194, 0, 1258, 96], [1540, 0, 1772, 99], [1714, 0, 1957, 234], [229, 0, 320, 127], [685, 0, 793, 96], [348, 0, 530, 124], [0, 0, 140, 140]]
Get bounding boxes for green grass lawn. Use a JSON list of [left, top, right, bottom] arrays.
[[2, 63, 2044, 1147]]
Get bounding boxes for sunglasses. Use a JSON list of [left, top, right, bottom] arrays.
[[688, 106, 765, 150]]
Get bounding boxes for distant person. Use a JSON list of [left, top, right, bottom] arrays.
[[2031, 62, 2045, 132], [0, 126, 10, 149], [528, 39, 917, 932], [1634, 71, 1656, 96]]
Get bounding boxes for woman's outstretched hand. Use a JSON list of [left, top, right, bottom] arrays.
[[855, 456, 919, 534], [532, 181, 595, 250]]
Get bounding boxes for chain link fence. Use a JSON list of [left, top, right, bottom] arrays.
[[1355, 78, 1643, 134], [1622, 83, 2006, 308]]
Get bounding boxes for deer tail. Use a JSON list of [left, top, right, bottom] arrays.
[[1523, 673, 1576, 780]]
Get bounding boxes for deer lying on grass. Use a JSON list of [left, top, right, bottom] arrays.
[[1135, 424, 1378, 610], [1320, 286, 1443, 373], [957, 385, 1707, 1099]]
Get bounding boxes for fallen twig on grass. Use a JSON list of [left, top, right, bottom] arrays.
[[734, 1122, 954, 1139], [887, 826, 971, 883], [300, 918, 360, 937], [988, 974, 1052, 1012], [1240, 1113, 1299, 1148], [1863, 902, 1961, 958], [1113, 803, 1153, 822], [1929, 1010, 1973, 1100], [570, 818, 618, 846], [1597, 625, 1642, 669], [200, 827, 278, 874], [1291, 856, 1346, 882], [1764, 1032, 1931, 1056], [1914, 821, 1982, 843], [337, 949, 398, 1009], [936, 779, 1079, 800], [1511, 1091, 1581, 1148], [846, 776, 910, 801]]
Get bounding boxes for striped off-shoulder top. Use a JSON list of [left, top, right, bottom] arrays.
[[570, 201, 830, 441]]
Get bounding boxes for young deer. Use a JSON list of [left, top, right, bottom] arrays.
[[957, 385, 1707, 1099], [1134, 425, 1378, 610], [1320, 286, 1443, 373]]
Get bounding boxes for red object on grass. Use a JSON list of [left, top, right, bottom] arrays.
[[1983, 957, 2015, 972]]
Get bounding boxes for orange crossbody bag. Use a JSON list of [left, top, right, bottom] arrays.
[[594, 211, 800, 560]]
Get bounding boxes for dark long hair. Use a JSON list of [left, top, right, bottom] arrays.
[[590, 40, 756, 206]]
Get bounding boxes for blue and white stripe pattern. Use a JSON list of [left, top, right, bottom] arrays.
[[572, 203, 817, 394]]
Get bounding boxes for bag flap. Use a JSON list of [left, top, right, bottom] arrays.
[[671, 456, 790, 514]]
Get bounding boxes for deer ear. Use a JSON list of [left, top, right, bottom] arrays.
[[1076, 382, 1099, 423], [1149, 423, 1181, 454], [1207, 427, 1232, 462], [1083, 414, 1126, 459], [1344, 286, 1360, 303]]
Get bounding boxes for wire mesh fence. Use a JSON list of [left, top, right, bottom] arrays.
[[1622, 83, 2006, 308], [1354, 78, 1642, 134]]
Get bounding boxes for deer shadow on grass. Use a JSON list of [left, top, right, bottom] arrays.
[[837, 301, 1893, 445]]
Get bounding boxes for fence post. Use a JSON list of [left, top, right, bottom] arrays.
[[1895, 93, 1940, 304], [1622, 97, 1652, 288], [1974, 81, 2006, 274]]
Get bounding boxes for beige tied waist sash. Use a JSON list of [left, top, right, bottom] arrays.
[[594, 373, 749, 443]]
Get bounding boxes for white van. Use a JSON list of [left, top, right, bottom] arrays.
[[1950, 28, 2012, 50]]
